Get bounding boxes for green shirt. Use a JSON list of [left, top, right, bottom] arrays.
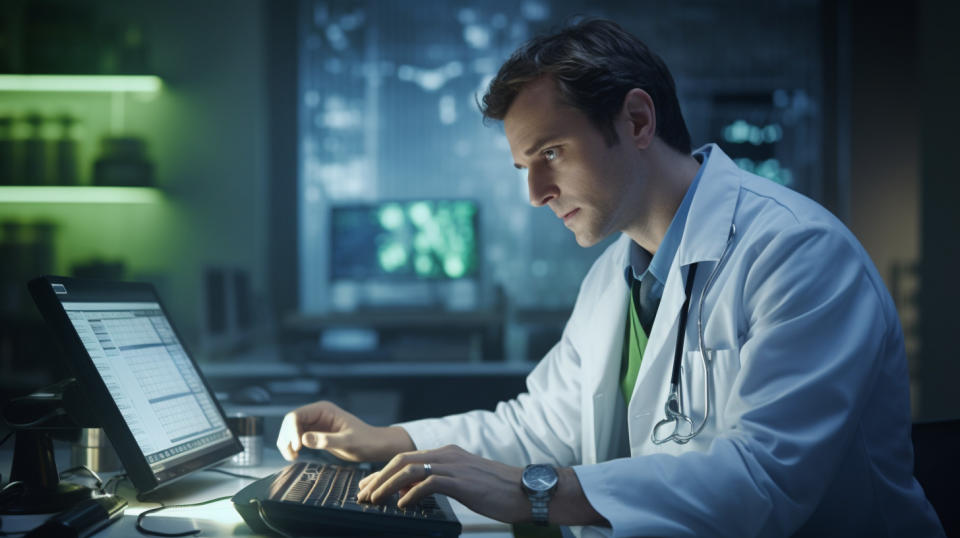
[[620, 278, 648, 405]]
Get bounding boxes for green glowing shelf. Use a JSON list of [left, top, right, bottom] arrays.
[[0, 186, 164, 204], [0, 75, 162, 93]]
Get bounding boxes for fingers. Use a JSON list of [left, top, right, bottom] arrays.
[[275, 401, 351, 462], [367, 451, 429, 490], [358, 471, 378, 489], [298, 401, 353, 432], [398, 475, 457, 509], [359, 461, 443, 504], [357, 448, 459, 504], [356, 446, 528, 524], [301, 431, 324, 449], [302, 431, 373, 463], [301, 430, 351, 450], [361, 445, 464, 491], [380, 462, 439, 503], [276, 401, 419, 464]]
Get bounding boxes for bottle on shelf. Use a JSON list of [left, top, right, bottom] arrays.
[[0, 116, 14, 186], [22, 112, 48, 186], [29, 220, 58, 277], [0, 220, 27, 317], [56, 114, 79, 186]]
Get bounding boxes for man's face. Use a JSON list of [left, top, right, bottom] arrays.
[[504, 77, 643, 248]]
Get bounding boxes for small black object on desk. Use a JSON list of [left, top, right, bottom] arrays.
[[23, 495, 127, 538]]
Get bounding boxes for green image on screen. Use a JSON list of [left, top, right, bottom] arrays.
[[331, 200, 478, 280]]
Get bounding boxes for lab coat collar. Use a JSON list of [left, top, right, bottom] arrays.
[[676, 144, 741, 266]]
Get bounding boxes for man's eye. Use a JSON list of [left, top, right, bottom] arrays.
[[543, 148, 558, 162]]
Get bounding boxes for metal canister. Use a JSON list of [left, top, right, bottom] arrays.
[[71, 428, 122, 473], [226, 414, 264, 467]]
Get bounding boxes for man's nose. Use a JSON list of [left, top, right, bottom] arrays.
[[528, 169, 558, 207]]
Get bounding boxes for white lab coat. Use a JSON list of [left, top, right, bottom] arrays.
[[399, 145, 944, 537]]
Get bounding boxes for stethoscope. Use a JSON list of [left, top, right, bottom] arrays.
[[651, 224, 736, 445]]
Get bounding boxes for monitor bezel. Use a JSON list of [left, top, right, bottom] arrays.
[[328, 198, 481, 282], [28, 275, 243, 494]]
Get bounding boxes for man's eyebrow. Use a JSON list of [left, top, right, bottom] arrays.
[[514, 134, 562, 168], [524, 135, 561, 157]]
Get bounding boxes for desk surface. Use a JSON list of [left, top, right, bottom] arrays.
[[0, 445, 512, 537]]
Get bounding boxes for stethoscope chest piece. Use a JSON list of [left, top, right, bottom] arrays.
[[652, 383, 695, 444]]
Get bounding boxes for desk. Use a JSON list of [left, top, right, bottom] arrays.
[[0, 445, 512, 537]]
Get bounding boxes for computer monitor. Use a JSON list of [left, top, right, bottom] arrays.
[[28, 276, 242, 494], [330, 200, 479, 282]]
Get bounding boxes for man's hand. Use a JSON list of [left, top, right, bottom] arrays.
[[356, 444, 531, 523], [276, 400, 415, 462]]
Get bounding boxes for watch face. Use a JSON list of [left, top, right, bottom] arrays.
[[523, 464, 558, 492]]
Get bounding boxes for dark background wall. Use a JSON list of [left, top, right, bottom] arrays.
[[847, 0, 960, 420], [848, 2, 922, 411], [918, 1, 960, 421]]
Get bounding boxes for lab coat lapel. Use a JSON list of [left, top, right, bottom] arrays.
[[581, 239, 631, 465]]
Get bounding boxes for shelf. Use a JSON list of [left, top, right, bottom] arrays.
[[198, 359, 534, 380], [284, 309, 503, 330], [0, 186, 163, 204], [0, 74, 162, 93], [304, 361, 535, 378]]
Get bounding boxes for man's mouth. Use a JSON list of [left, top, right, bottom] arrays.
[[562, 208, 580, 222]]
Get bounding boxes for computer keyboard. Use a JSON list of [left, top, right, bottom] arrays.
[[232, 461, 462, 537]]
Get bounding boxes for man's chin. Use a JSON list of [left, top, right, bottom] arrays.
[[573, 232, 602, 248], [571, 223, 618, 247]]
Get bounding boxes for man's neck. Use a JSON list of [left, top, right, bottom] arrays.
[[623, 141, 702, 254]]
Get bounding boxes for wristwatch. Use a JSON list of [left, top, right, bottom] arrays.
[[521, 464, 559, 526]]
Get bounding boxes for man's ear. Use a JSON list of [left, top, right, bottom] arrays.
[[621, 88, 656, 150]]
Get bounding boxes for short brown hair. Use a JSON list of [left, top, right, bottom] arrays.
[[480, 19, 692, 154]]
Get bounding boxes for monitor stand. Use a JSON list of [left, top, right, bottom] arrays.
[[1, 379, 99, 514], [1, 430, 95, 514]]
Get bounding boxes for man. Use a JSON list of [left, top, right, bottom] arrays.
[[277, 19, 944, 537]]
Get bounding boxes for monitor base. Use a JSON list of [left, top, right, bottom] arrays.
[[0, 481, 96, 515]]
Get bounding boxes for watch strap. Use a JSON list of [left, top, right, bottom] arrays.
[[529, 491, 550, 526]]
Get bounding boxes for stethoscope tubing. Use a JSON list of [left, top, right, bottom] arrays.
[[652, 223, 736, 445]]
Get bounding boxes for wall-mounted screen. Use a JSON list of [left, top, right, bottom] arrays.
[[330, 200, 479, 281]]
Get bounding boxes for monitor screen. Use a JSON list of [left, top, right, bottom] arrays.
[[330, 200, 479, 281], [29, 276, 241, 493]]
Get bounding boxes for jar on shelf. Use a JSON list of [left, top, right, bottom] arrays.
[[92, 136, 154, 187]]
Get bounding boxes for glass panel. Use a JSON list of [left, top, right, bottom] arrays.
[[298, 0, 823, 315]]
